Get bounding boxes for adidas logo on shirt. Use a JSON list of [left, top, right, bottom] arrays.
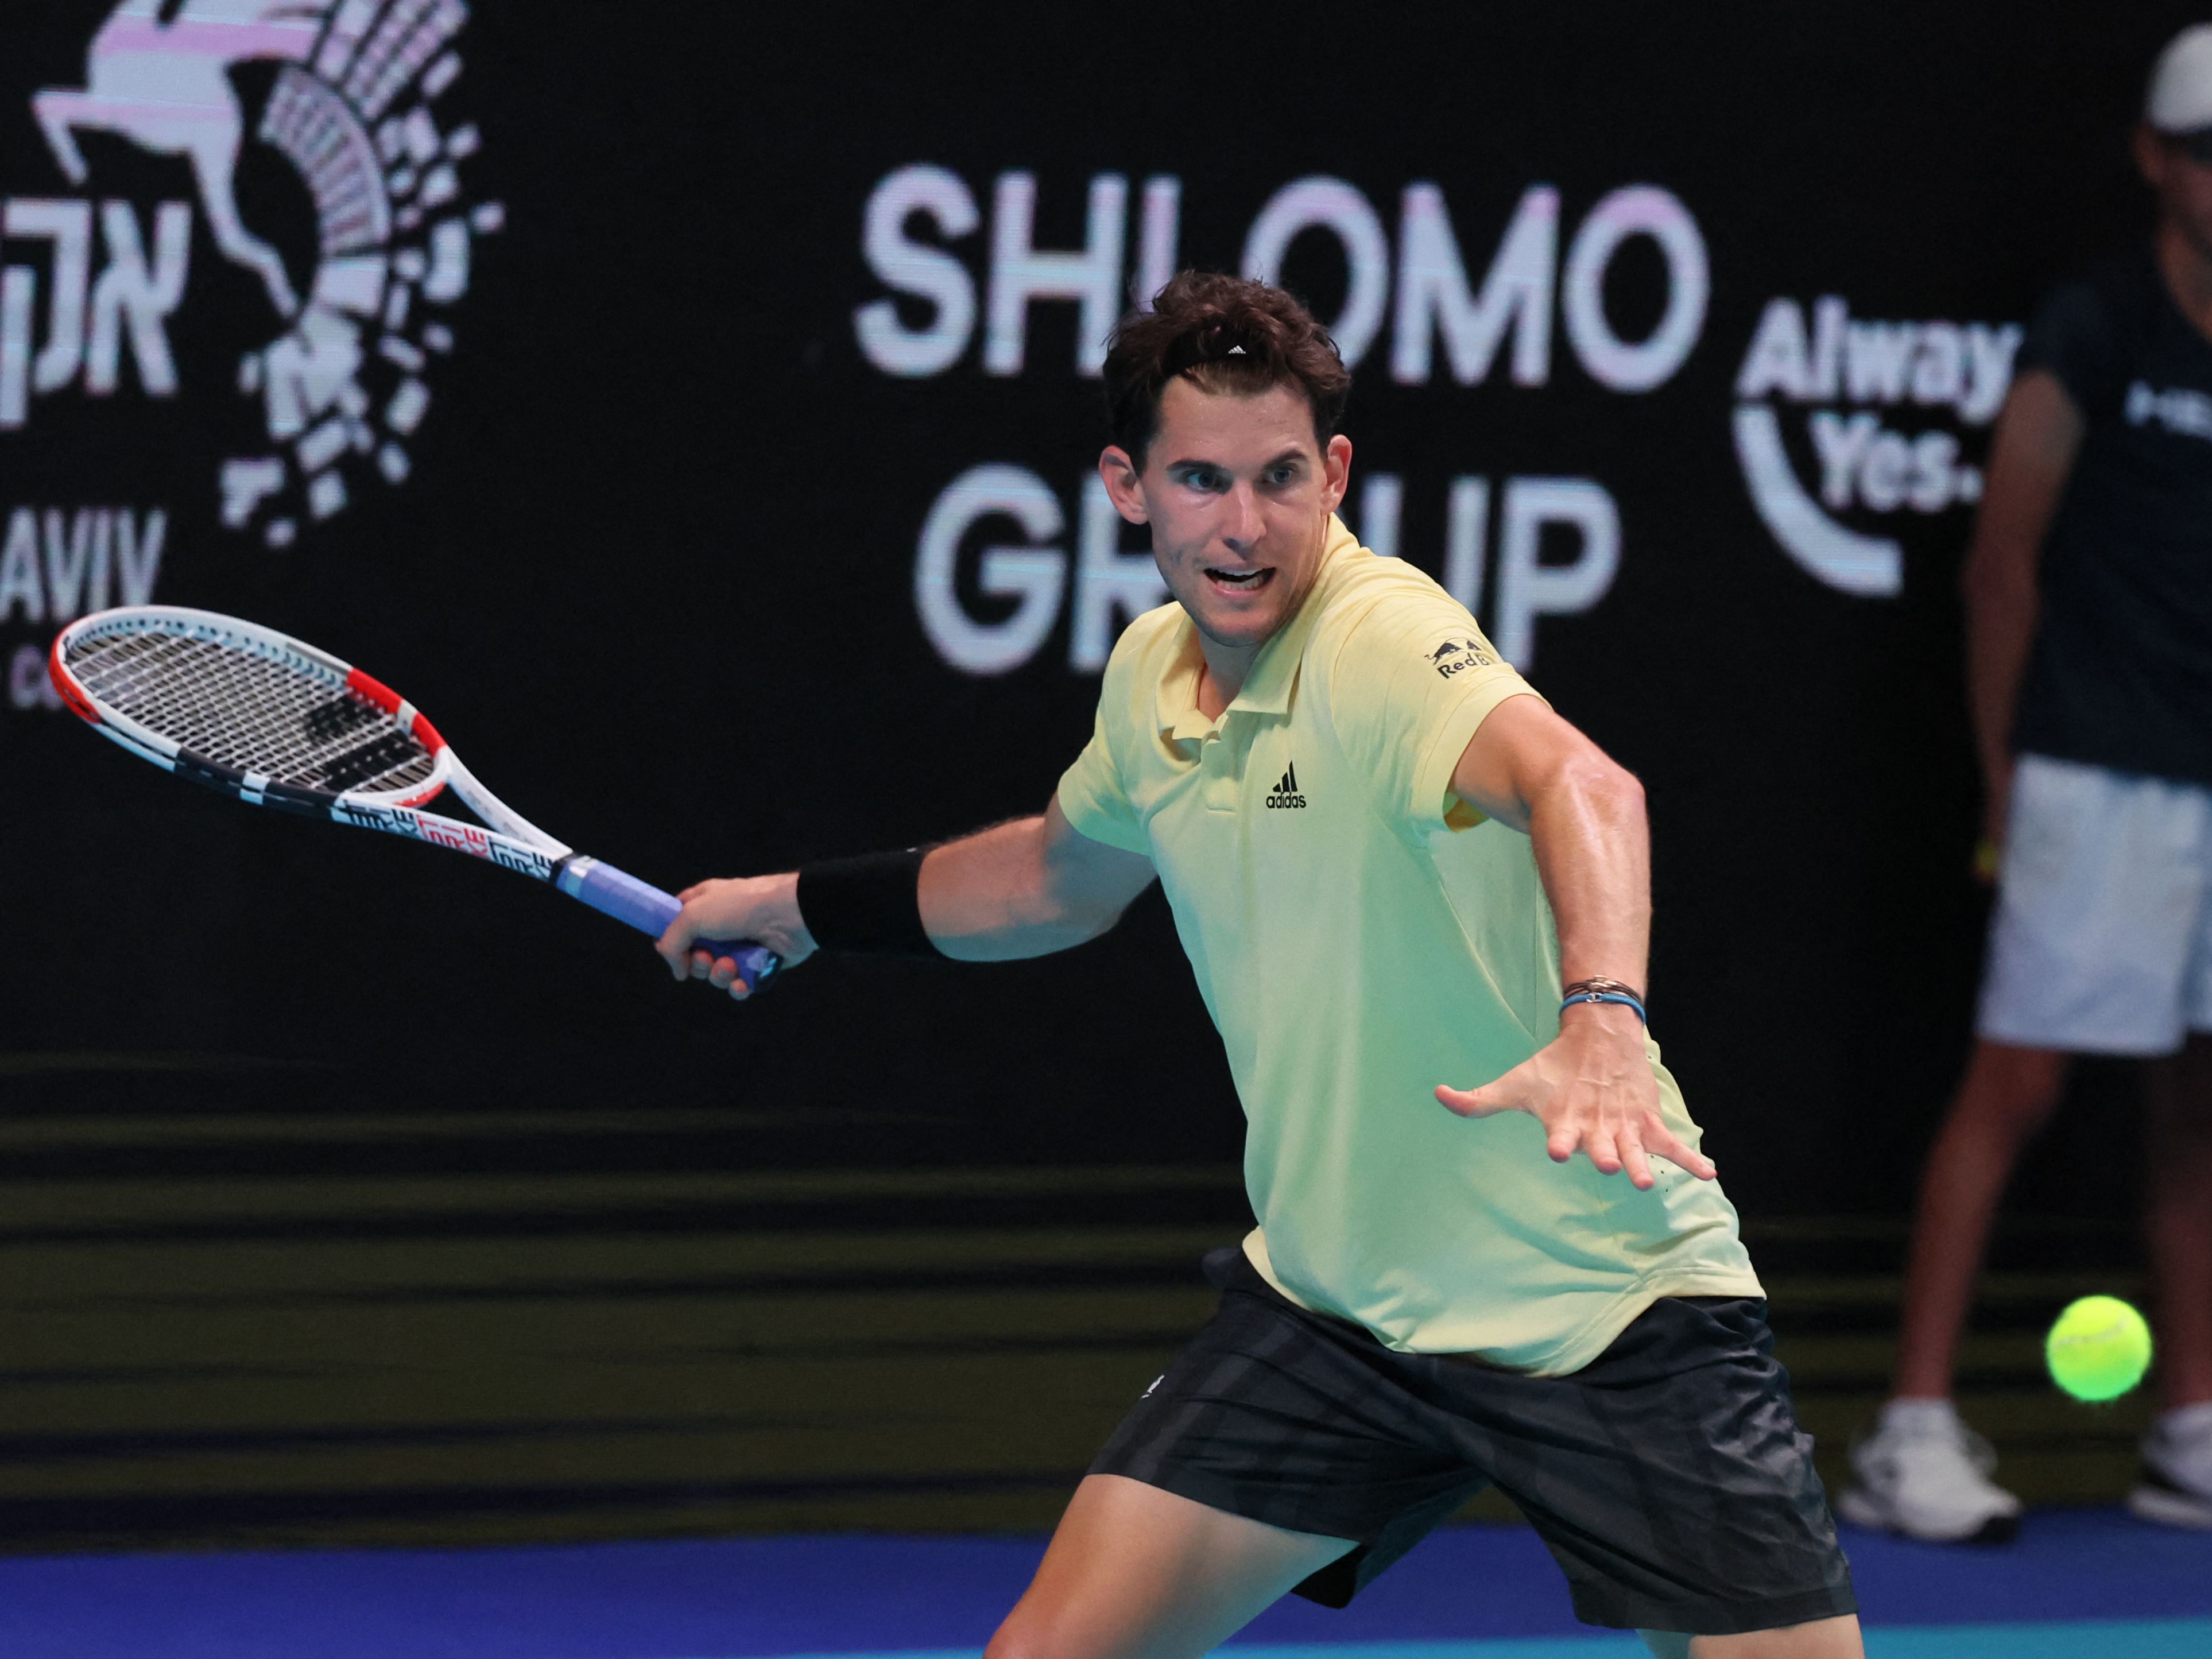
[[1266, 762, 1308, 808]]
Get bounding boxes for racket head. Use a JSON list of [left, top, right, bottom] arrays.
[[51, 606, 452, 810]]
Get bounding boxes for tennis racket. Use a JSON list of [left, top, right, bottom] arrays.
[[49, 605, 779, 991]]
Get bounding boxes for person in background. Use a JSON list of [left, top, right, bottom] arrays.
[[1841, 22, 2212, 1543]]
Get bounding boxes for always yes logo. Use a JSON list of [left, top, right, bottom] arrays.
[[2, 0, 501, 710], [1730, 296, 2020, 598]]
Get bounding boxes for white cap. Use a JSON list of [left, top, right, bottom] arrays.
[[2147, 24, 2212, 133]]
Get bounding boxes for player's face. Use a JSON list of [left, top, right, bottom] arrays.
[[1101, 379, 1352, 654]]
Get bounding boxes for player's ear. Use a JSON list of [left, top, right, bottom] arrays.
[[1321, 433, 1353, 513], [1099, 446, 1149, 525]]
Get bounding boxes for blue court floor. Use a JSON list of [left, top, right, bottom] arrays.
[[0, 1510, 2206, 1657]]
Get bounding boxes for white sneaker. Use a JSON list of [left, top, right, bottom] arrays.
[[1837, 1399, 2023, 1543], [2130, 1402, 2212, 1529]]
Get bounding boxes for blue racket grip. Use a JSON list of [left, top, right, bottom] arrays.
[[556, 856, 780, 991]]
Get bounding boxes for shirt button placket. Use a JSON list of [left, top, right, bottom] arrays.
[[1202, 727, 1238, 813]]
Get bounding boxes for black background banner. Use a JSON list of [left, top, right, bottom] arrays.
[[2, 3, 2194, 1212]]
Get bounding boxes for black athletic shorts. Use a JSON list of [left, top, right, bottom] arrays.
[[1090, 1247, 1857, 1637]]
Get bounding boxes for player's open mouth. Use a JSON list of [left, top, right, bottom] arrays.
[[1206, 567, 1274, 592]]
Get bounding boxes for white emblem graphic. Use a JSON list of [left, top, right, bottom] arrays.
[[1732, 296, 2019, 598], [33, 0, 501, 547]]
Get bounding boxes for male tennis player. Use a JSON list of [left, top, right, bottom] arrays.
[[660, 273, 1861, 1658]]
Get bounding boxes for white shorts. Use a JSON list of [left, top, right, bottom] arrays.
[[1978, 752, 2212, 1056]]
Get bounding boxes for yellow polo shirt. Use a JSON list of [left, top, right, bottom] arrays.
[[1057, 516, 1761, 1374]]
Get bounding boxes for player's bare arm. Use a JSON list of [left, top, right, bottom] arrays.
[[1961, 368, 2082, 862], [915, 800, 1156, 960], [655, 800, 1155, 994], [1434, 694, 1716, 1191]]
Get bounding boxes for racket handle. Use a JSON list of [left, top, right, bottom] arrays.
[[556, 856, 780, 991]]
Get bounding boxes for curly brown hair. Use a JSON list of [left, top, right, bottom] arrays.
[[1102, 271, 1351, 467]]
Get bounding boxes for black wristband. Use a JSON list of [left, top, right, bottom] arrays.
[[795, 848, 940, 956]]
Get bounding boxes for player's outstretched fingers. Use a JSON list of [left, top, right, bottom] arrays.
[[1642, 1117, 1718, 1180], [1435, 1082, 1504, 1118], [1437, 1056, 1543, 1121], [1582, 1127, 1624, 1176], [1616, 1133, 1656, 1191]]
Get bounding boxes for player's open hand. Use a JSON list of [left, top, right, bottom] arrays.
[[1435, 1011, 1717, 1189], [656, 872, 817, 999]]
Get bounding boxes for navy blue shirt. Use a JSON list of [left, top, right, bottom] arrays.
[[2013, 249, 2212, 785]]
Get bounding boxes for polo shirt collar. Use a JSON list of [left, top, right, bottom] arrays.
[[1157, 514, 1363, 739]]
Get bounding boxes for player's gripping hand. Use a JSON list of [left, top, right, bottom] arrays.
[[1434, 1006, 1717, 1190], [655, 873, 818, 1000]]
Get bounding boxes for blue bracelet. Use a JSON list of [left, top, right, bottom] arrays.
[[1560, 990, 1648, 1025]]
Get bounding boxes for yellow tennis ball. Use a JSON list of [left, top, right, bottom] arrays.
[[2046, 1295, 2152, 1402]]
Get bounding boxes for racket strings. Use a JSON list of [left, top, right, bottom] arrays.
[[67, 628, 437, 795]]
